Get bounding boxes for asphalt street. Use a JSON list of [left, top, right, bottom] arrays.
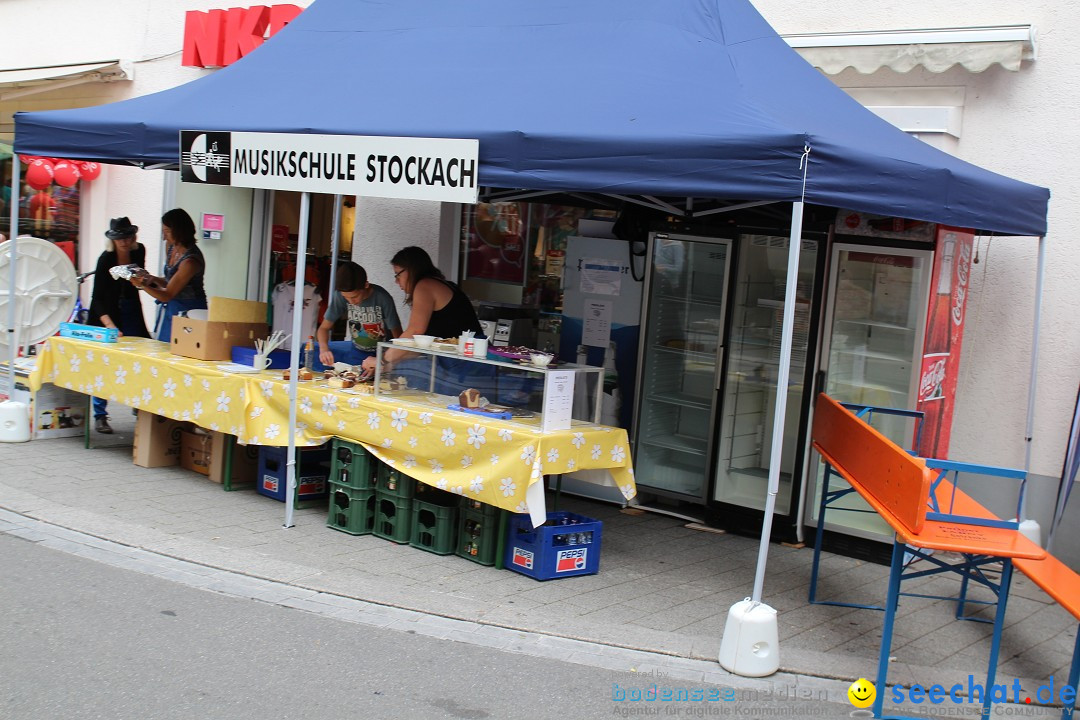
[[0, 532, 862, 720]]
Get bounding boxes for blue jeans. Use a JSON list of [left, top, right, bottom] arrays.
[[313, 341, 373, 371]]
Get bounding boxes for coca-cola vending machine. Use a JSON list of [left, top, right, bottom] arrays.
[[916, 227, 975, 460]]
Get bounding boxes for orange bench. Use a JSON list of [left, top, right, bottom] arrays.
[[811, 394, 1046, 719], [1013, 554, 1080, 720]]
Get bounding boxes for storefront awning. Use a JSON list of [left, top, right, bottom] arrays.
[[783, 25, 1036, 74], [0, 61, 132, 102]]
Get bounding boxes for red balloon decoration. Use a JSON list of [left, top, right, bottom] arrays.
[[78, 161, 102, 182], [52, 160, 82, 188], [19, 154, 38, 164], [25, 159, 55, 191]]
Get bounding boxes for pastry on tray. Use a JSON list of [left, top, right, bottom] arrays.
[[459, 388, 481, 408], [283, 368, 314, 381]]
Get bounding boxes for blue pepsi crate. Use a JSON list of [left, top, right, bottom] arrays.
[[59, 322, 118, 343], [231, 346, 291, 369], [256, 444, 331, 506], [504, 511, 603, 581]]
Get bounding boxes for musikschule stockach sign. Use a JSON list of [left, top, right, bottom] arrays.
[[180, 130, 479, 204]]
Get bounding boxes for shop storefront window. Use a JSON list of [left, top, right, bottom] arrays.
[[462, 202, 602, 312], [0, 156, 82, 263]]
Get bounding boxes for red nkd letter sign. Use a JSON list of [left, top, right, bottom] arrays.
[[183, 4, 302, 68]]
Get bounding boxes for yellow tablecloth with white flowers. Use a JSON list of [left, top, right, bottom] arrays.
[[34, 336, 636, 519]]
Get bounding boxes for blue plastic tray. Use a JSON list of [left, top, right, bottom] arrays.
[[447, 404, 513, 420]]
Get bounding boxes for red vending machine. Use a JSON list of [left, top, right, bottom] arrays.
[[916, 227, 975, 460]]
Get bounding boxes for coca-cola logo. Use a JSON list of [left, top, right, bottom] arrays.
[[919, 358, 947, 401], [952, 242, 972, 326]]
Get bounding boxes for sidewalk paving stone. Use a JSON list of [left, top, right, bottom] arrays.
[[0, 431, 1074, 694]]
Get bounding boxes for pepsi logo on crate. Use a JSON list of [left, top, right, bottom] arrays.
[[512, 547, 534, 570], [555, 547, 588, 573], [504, 511, 602, 581]]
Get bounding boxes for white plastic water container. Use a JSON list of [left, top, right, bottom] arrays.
[[0, 400, 32, 443], [1015, 518, 1042, 547], [718, 598, 779, 677]]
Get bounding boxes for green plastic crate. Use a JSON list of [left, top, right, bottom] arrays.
[[373, 490, 413, 543], [456, 504, 500, 565], [326, 483, 375, 535], [376, 461, 415, 499], [409, 491, 459, 555], [330, 439, 376, 490]]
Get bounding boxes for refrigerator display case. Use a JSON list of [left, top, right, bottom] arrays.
[[805, 245, 932, 542], [632, 233, 732, 500], [712, 235, 819, 516]]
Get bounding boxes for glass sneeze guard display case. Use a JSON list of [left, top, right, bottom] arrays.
[[374, 342, 603, 431]]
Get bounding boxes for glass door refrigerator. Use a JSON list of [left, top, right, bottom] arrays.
[[632, 233, 733, 505], [709, 235, 821, 538], [804, 244, 932, 548], [632, 232, 821, 538]]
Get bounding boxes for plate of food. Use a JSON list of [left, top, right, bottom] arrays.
[[488, 345, 540, 361], [431, 340, 459, 352], [390, 338, 416, 347]]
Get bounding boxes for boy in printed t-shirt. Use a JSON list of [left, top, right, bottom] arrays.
[[314, 261, 402, 370]]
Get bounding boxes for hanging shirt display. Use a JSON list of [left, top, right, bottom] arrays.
[[272, 282, 322, 350]]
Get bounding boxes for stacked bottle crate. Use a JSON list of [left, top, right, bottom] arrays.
[[326, 439, 376, 535]]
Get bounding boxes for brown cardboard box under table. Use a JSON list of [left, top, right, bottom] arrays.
[[135, 411, 258, 485], [133, 410, 190, 468]]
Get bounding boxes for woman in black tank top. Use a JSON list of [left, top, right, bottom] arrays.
[[361, 246, 483, 375]]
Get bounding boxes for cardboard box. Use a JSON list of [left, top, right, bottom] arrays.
[[180, 429, 213, 475], [170, 297, 269, 361], [176, 426, 260, 484], [133, 410, 190, 467], [0, 361, 86, 440], [208, 436, 260, 486]]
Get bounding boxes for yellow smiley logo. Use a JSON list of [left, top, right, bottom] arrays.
[[848, 678, 876, 708]]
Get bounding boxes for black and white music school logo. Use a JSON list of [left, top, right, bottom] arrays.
[[180, 131, 231, 185]]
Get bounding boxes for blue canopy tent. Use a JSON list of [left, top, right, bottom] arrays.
[[8, 0, 1051, 674], [13, 0, 1047, 235]]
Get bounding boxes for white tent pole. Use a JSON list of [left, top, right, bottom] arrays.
[[1019, 234, 1046, 524], [284, 192, 311, 528], [751, 196, 806, 603], [328, 194, 342, 304], [6, 159, 20, 391]]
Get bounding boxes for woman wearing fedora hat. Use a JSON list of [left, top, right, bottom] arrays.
[[88, 217, 152, 433], [128, 208, 208, 343]]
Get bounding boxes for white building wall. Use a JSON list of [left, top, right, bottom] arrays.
[[755, 0, 1080, 478], [353, 198, 443, 315]]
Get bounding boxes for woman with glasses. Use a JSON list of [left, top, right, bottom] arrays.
[[88, 217, 151, 433], [361, 246, 483, 375]]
